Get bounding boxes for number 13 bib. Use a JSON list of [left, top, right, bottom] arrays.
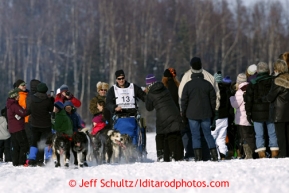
[[114, 83, 135, 109]]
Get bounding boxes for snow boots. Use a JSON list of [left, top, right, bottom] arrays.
[[210, 148, 218, 162], [157, 150, 164, 162], [193, 148, 202, 161], [255, 147, 266, 158], [270, 147, 279, 158]]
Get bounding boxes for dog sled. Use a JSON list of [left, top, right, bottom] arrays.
[[113, 111, 147, 162]]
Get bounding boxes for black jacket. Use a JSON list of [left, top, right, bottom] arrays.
[[262, 73, 289, 122], [146, 82, 182, 134], [181, 73, 216, 120], [218, 82, 232, 119], [30, 92, 54, 128], [245, 72, 272, 122], [106, 81, 146, 115]]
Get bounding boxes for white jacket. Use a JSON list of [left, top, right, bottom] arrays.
[[178, 68, 220, 110], [0, 116, 10, 140]]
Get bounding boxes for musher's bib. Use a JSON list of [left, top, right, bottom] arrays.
[[114, 83, 135, 109]]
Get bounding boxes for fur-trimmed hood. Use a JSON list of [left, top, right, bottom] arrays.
[[275, 73, 289, 89]]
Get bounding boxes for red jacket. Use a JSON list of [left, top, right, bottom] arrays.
[[91, 123, 106, 135], [54, 93, 81, 108], [6, 98, 27, 133]]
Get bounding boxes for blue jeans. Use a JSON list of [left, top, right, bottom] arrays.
[[189, 118, 216, 149], [253, 121, 278, 149]]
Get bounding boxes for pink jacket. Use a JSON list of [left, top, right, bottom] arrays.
[[230, 82, 251, 126]]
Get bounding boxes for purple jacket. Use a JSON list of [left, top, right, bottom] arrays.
[[230, 82, 251, 126], [6, 98, 27, 133]]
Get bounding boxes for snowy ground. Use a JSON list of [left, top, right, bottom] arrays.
[[0, 132, 289, 193]]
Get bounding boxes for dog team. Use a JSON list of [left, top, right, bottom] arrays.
[[2, 53, 289, 167]]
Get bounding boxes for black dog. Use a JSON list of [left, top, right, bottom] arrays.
[[46, 133, 71, 168], [91, 127, 112, 165], [71, 128, 91, 167]]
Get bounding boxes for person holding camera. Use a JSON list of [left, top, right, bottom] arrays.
[[54, 84, 81, 108]]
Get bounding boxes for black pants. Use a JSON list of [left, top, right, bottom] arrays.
[[25, 123, 32, 147], [238, 125, 256, 153], [156, 132, 184, 161], [180, 124, 194, 158], [0, 138, 12, 162], [274, 122, 289, 158], [30, 126, 52, 163], [11, 130, 29, 166]]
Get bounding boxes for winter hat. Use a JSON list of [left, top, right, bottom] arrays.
[[54, 101, 64, 111], [214, 71, 223, 83], [146, 74, 156, 85], [30, 79, 41, 94], [8, 88, 19, 98], [59, 84, 69, 92], [37, 83, 48, 93], [96, 81, 109, 92], [236, 73, 247, 84], [163, 69, 172, 77], [247, 64, 257, 75], [115, 69, 125, 78], [257, 62, 269, 73], [222, 76, 232, 84], [190, 57, 202, 73], [92, 114, 104, 124], [13, 79, 25, 88], [64, 101, 74, 107]]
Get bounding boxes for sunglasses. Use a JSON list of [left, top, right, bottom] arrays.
[[117, 77, 125, 80], [100, 89, 107, 91]]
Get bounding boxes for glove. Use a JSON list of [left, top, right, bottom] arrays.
[[182, 115, 188, 125], [247, 116, 253, 126]]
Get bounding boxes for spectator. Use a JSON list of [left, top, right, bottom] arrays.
[[55, 84, 81, 108], [89, 81, 109, 116], [0, 110, 12, 162], [212, 71, 232, 160], [6, 88, 29, 166], [145, 74, 184, 162], [181, 60, 218, 162], [230, 73, 256, 159], [245, 62, 278, 158], [13, 79, 31, 146], [262, 59, 289, 158], [28, 83, 54, 166]]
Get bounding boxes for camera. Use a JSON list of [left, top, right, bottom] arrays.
[[65, 91, 71, 96]]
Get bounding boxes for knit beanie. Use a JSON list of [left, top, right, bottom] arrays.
[[146, 74, 156, 85], [115, 70, 125, 78], [59, 84, 69, 92], [190, 57, 202, 73], [54, 101, 64, 111], [236, 73, 247, 84], [247, 64, 257, 75], [257, 62, 269, 73], [64, 101, 74, 107], [13, 79, 25, 88], [8, 88, 19, 98], [214, 71, 223, 83], [222, 76, 232, 84], [37, 83, 48, 93]]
